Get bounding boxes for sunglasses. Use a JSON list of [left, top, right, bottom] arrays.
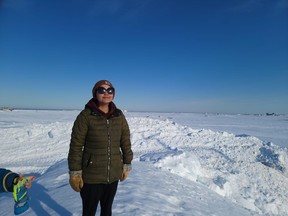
[[96, 87, 115, 95]]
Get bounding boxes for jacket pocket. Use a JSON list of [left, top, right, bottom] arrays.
[[82, 152, 93, 168]]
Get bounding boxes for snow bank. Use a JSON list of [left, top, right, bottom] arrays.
[[129, 117, 288, 215]]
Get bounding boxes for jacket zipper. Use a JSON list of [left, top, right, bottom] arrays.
[[107, 119, 111, 183]]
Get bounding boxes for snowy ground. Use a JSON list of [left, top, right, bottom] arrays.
[[0, 110, 287, 216]]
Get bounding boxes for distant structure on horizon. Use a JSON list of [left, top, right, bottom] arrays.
[[0, 107, 14, 111], [266, 113, 277, 116]]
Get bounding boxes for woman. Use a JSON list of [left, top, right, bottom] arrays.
[[68, 80, 133, 216], [0, 168, 35, 215]]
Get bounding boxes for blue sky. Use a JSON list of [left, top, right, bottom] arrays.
[[0, 0, 287, 114]]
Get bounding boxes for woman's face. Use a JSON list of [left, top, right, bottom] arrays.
[[96, 84, 114, 105]]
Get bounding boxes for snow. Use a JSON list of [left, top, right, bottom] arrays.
[[0, 109, 288, 216]]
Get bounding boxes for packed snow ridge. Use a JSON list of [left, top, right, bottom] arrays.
[[129, 117, 288, 215]]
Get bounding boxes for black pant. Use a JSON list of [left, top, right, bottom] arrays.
[[80, 181, 119, 216]]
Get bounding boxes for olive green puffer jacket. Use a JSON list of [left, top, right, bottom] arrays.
[[68, 107, 133, 184]]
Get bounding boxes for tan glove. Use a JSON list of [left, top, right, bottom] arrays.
[[120, 164, 132, 182], [120, 171, 129, 181], [69, 171, 83, 192]]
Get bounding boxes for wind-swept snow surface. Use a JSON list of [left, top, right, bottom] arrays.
[[0, 110, 287, 215]]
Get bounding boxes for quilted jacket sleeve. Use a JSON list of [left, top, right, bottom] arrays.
[[120, 114, 133, 165], [68, 110, 89, 171]]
